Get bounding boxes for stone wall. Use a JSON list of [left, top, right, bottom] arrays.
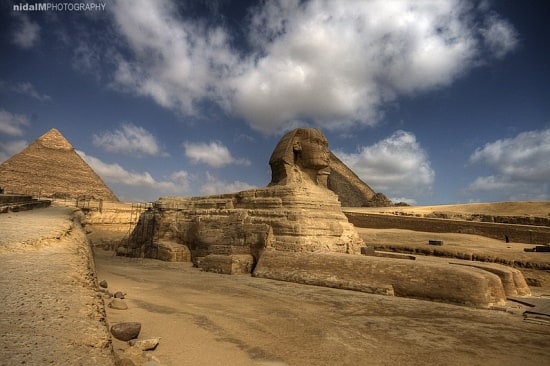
[[345, 212, 550, 244]]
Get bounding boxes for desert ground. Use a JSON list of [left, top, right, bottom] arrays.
[[344, 201, 550, 217], [1, 203, 549, 365], [0, 207, 113, 366]]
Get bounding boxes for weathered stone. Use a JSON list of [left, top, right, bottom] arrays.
[[0, 128, 118, 201], [111, 322, 141, 341], [201, 254, 254, 274], [114, 291, 125, 299], [328, 153, 392, 207], [109, 298, 128, 310], [129, 337, 161, 351], [99, 280, 108, 288], [128, 128, 364, 271], [449, 262, 531, 297], [254, 251, 508, 308]]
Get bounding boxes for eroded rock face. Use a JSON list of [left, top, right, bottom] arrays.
[[127, 128, 364, 272]]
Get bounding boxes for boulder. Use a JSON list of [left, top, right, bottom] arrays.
[[111, 322, 141, 341]]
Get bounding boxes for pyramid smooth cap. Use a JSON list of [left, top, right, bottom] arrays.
[[37, 128, 74, 150]]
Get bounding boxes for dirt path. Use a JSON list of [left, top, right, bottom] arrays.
[[95, 249, 550, 366], [0, 207, 114, 366]]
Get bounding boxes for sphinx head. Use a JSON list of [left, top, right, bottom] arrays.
[[269, 128, 330, 187]]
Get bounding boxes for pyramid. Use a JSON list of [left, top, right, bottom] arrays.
[[0, 128, 119, 201], [328, 152, 392, 207]]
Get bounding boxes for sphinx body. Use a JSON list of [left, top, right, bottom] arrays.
[[127, 128, 363, 273]]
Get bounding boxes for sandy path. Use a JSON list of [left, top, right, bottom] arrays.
[[0, 207, 114, 366], [95, 250, 550, 366]]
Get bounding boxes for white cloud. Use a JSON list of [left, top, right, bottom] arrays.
[[12, 82, 51, 101], [467, 128, 550, 200], [183, 140, 250, 168], [0, 139, 28, 163], [334, 130, 434, 202], [92, 123, 165, 156], [105, 0, 517, 135], [0, 109, 30, 136], [109, 0, 237, 115], [76, 150, 190, 194], [12, 14, 40, 49], [200, 172, 256, 195], [480, 14, 518, 58]]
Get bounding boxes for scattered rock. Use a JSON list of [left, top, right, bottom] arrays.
[[99, 280, 108, 288], [114, 291, 125, 299], [109, 298, 129, 310], [111, 322, 141, 341], [129, 337, 161, 351]]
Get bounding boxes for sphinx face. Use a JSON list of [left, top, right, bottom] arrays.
[[294, 131, 330, 170]]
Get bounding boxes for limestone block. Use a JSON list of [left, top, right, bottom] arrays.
[[156, 241, 191, 262], [201, 254, 255, 274], [449, 262, 531, 297], [254, 251, 508, 308]]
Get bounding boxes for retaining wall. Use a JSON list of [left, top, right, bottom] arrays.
[[344, 212, 550, 245]]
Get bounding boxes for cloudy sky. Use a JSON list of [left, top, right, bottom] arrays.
[[1, 0, 548, 204]]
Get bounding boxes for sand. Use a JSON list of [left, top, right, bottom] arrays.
[[95, 249, 550, 366], [344, 201, 550, 217], [0, 207, 113, 365], [1, 205, 550, 365]]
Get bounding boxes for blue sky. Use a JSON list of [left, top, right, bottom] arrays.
[[0, 0, 548, 204]]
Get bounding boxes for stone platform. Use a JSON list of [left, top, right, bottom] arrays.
[[253, 250, 530, 308], [0, 194, 51, 213]]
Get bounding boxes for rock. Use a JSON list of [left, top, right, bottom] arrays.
[[109, 298, 128, 310], [129, 337, 161, 351], [99, 280, 108, 288], [111, 322, 141, 341], [114, 291, 125, 299]]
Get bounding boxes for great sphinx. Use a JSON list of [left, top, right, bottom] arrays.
[[125, 128, 530, 308], [126, 128, 364, 272]]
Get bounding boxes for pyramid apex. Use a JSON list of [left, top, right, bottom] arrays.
[[37, 128, 73, 150]]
